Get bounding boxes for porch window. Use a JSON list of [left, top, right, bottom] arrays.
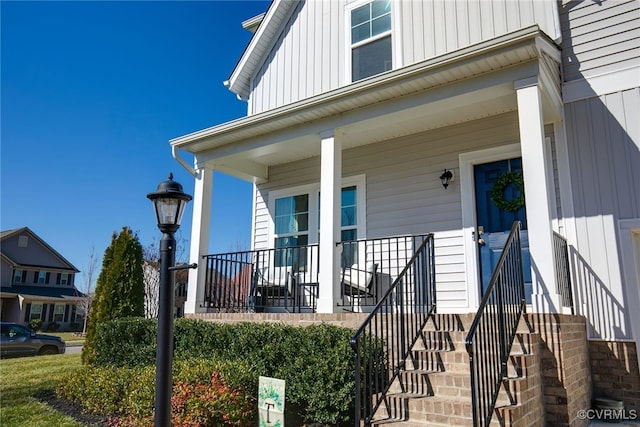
[[351, 0, 392, 81], [29, 303, 43, 321], [341, 186, 358, 266], [274, 194, 309, 268], [53, 304, 65, 322]]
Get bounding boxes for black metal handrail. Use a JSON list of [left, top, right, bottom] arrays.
[[465, 221, 526, 427], [553, 231, 573, 312], [350, 233, 436, 426]]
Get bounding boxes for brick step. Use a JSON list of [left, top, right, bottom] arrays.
[[375, 394, 472, 423], [410, 348, 469, 372], [423, 313, 475, 332]]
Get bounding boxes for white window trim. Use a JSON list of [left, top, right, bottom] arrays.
[[268, 175, 367, 247], [344, 0, 400, 84], [53, 304, 65, 322], [29, 303, 43, 321]]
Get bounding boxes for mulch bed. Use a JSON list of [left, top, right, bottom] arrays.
[[37, 390, 110, 426]]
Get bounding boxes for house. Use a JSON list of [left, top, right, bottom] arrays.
[[170, 1, 639, 425], [143, 260, 189, 318], [1, 227, 85, 331]]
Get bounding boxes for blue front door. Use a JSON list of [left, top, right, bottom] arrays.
[[474, 158, 532, 302]]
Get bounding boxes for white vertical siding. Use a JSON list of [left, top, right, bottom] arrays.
[[252, 112, 525, 308], [249, 0, 560, 114], [560, 0, 640, 82], [564, 88, 640, 340]]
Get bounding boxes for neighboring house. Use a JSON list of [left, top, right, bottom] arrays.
[[0, 227, 84, 331], [170, 1, 639, 425], [143, 260, 189, 318]]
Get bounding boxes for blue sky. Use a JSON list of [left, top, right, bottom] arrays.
[[1, 1, 271, 284]]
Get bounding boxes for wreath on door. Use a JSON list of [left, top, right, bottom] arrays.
[[490, 171, 525, 212]]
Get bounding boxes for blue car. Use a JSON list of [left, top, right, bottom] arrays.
[[0, 322, 65, 358]]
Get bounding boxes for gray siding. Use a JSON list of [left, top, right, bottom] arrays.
[[249, 0, 560, 114], [560, 0, 640, 82], [253, 112, 524, 308], [1, 233, 71, 270], [564, 87, 640, 340]]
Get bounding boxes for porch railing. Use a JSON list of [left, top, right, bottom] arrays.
[[465, 221, 526, 427], [350, 233, 436, 426], [203, 244, 319, 313], [553, 231, 574, 312], [338, 234, 432, 310]]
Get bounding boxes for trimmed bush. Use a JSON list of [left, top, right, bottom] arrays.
[[46, 321, 60, 332], [89, 318, 374, 424], [29, 319, 43, 331], [57, 358, 256, 423]]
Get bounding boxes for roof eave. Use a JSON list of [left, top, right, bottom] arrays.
[[173, 26, 557, 153]]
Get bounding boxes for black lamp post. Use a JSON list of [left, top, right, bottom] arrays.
[[147, 173, 192, 427]]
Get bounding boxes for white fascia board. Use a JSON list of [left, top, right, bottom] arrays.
[[227, 0, 296, 100]]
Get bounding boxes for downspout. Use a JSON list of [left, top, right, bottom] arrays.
[[172, 146, 196, 177]]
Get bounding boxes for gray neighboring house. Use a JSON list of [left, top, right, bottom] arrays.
[[0, 227, 84, 330]]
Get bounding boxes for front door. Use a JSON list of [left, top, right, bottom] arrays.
[[474, 158, 531, 302]]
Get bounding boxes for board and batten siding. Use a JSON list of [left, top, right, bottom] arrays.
[[560, 0, 640, 82], [249, 0, 560, 115], [564, 87, 640, 340], [251, 112, 527, 309]]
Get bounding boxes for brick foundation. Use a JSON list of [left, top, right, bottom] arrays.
[[589, 340, 640, 415], [527, 313, 592, 427]]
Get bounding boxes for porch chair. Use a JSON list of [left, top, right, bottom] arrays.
[[341, 262, 378, 305]]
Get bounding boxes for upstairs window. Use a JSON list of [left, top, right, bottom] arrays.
[[13, 269, 26, 283], [57, 273, 70, 286], [351, 0, 392, 81]]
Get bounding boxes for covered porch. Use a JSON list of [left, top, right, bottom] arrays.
[[172, 26, 567, 316]]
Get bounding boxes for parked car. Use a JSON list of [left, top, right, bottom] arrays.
[[0, 322, 65, 358]]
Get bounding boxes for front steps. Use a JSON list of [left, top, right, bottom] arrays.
[[369, 313, 542, 426]]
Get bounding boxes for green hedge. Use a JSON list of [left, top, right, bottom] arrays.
[[87, 318, 363, 425], [58, 358, 256, 423]]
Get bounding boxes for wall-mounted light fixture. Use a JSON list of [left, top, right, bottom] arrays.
[[439, 169, 454, 189]]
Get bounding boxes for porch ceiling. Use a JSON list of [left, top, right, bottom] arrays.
[[171, 26, 561, 182]]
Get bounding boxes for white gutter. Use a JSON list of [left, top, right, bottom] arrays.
[[172, 145, 196, 177]]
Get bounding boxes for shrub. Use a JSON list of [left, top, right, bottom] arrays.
[[170, 372, 253, 426], [69, 322, 81, 332], [57, 358, 256, 423], [93, 317, 156, 367], [46, 321, 60, 332], [91, 318, 373, 424], [29, 319, 43, 331]]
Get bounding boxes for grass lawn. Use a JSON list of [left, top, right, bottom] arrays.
[[0, 353, 84, 427]]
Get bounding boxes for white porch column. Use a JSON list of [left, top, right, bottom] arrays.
[[515, 77, 561, 314], [185, 166, 213, 314], [317, 130, 342, 313]]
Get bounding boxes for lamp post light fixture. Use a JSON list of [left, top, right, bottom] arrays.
[[147, 173, 194, 427]]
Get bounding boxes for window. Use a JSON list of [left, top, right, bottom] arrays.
[[13, 270, 25, 283], [271, 177, 365, 269], [30, 303, 43, 321], [351, 0, 392, 81], [274, 194, 309, 268], [53, 304, 65, 322], [35, 271, 48, 284], [57, 273, 69, 286], [341, 186, 359, 266]]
